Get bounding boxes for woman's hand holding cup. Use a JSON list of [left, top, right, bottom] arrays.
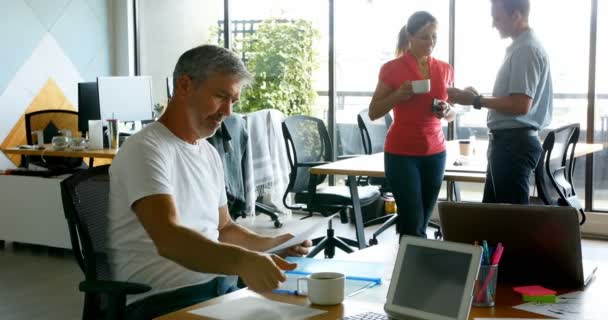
[[394, 81, 414, 102]]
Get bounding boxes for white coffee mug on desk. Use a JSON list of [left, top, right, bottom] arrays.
[[297, 272, 345, 305], [412, 79, 431, 94]]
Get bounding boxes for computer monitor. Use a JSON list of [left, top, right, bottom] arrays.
[[97, 76, 154, 122], [77, 82, 101, 134]]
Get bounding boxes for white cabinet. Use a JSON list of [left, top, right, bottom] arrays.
[[0, 175, 71, 248]]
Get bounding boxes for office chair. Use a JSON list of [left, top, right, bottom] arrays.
[[60, 165, 151, 320], [23, 109, 83, 172], [356, 110, 442, 244], [282, 115, 381, 258], [535, 123, 586, 225]]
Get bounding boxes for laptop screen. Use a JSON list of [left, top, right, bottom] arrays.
[[385, 237, 481, 320]]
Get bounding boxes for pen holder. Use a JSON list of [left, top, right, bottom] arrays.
[[472, 264, 498, 307], [107, 119, 119, 149]]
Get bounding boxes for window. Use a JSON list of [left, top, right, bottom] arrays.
[[594, 0, 608, 210], [230, 0, 329, 123], [137, 0, 224, 109]]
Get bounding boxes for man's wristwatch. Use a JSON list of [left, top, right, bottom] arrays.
[[473, 95, 483, 110]]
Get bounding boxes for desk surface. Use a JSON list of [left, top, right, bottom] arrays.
[[157, 243, 606, 319], [310, 140, 603, 183], [1, 145, 117, 159]]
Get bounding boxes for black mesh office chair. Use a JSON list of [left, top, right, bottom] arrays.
[[535, 123, 586, 225], [282, 115, 381, 258], [357, 110, 442, 244], [60, 165, 150, 320], [23, 109, 83, 172]]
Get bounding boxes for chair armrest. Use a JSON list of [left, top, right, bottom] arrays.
[[79, 280, 151, 296], [296, 161, 330, 168]]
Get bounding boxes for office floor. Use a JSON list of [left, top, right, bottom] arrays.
[[0, 213, 606, 320]]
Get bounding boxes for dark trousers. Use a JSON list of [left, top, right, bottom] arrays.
[[483, 129, 543, 204], [125, 276, 239, 320], [385, 151, 446, 237]]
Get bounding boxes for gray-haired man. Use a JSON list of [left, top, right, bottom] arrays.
[[107, 45, 311, 319]]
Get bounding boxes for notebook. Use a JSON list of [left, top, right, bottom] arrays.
[[438, 202, 598, 288]]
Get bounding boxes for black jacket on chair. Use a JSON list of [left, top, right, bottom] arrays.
[[207, 115, 253, 219]]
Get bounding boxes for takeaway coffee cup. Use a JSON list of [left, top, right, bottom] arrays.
[[412, 79, 431, 94], [459, 140, 472, 156], [297, 272, 345, 305]]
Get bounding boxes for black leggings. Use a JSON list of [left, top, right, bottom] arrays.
[[384, 151, 446, 237]]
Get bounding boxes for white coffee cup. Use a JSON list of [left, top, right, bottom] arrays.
[[297, 272, 345, 305], [412, 79, 431, 94]]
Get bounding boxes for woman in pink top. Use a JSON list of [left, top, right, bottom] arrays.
[[369, 11, 456, 237]]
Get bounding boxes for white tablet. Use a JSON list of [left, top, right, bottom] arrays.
[[384, 236, 482, 320]]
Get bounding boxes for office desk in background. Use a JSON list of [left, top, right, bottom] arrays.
[[157, 243, 606, 319], [307, 140, 603, 250]]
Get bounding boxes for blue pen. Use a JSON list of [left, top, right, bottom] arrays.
[[482, 240, 490, 265], [272, 289, 298, 295]]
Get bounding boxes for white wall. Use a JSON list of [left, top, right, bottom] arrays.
[[138, 0, 223, 105]]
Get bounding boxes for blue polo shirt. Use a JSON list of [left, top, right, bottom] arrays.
[[488, 29, 553, 130]]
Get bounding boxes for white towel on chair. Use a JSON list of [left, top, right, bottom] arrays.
[[246, 109, 291, 212]]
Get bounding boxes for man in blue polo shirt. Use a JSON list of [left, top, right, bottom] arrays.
[[448, 0, 552, 204]]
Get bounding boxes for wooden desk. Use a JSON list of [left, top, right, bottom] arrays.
[[1, 145, 117, 159], [157, 244, 606, 319], [1, 145, 117, 166]]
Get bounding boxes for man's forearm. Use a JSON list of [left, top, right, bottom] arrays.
[[156, 224, 252, 275], [481, 95, 531, 115], [218, 221, 276, 252]]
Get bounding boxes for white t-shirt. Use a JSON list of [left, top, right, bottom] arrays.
[[107, 122, 227, 304]]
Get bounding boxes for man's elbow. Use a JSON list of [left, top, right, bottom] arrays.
[[154, 241, 176, 260]]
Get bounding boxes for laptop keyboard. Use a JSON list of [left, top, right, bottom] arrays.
[[343, 312, 389, 320]]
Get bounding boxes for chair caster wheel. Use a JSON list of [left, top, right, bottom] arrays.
[[369, 238, 378, 246], [274, 220, 282, 228]]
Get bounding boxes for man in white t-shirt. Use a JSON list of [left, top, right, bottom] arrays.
[[107, 45, 311, 319]]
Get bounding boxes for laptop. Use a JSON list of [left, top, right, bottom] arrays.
[[438, 202, 598, 288], [345, 236, 482, 320]]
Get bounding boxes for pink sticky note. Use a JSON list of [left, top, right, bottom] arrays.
[[513, 285, 557, 296]]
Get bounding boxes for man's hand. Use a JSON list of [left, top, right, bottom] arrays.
[[272, 233, 313, 258], [447, 87, 476, 105], [238, 252, 297, 292], [464, 86, 479, 96]]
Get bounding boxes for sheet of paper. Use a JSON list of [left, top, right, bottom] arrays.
[[188, 296, 326, 320], [513, 291, 605, 320], [265, 214, 336, 254]]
